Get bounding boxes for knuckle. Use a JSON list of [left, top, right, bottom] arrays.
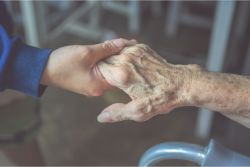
[[137, 44, 150, 51], [134, 46, 143, 52], [137, 43, 148, 49], [123, 55, 133, 62], [187, 64, 203, 72], [116, 67, 130, 84], [129, 44, 146, 55]]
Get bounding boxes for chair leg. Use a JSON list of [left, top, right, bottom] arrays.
[[165, 1, 182, 38], [128, 1, 140, 34]]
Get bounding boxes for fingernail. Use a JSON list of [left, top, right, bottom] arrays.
[[112, 39, 124, 48], [97, 112, 110, 123]]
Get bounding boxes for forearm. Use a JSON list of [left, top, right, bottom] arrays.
[[188, 70, 250, 127]]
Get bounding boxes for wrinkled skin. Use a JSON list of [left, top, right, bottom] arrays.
[[97, 44, 250, 128], [97, 44, 199, 122]]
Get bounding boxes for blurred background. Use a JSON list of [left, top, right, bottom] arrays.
[[0, 0, 250, 166]]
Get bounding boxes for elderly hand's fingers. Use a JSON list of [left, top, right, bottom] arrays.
[[97, 61, 130, 87], [97, 103, 128, 123], [88, 38, 137, 63], [97, 102, 133, 123], [129, 39, 138, 44], [97, 100, 150, 123]]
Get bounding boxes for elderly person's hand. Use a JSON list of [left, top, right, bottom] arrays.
[[97, 44, 250, 128], [97, 44, 202, 122], [41, 39, 136, 96]]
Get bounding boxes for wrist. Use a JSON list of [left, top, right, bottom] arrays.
[[40, 68, 50, 86], [40, 51, 54, 86], [174, 64, 205, 107]]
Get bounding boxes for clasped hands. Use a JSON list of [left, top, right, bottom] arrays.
[[41, 38, 202, 123]]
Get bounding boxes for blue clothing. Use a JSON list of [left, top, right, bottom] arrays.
[[0, 3, 51, 96]]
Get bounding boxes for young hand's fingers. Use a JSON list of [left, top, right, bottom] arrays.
[[88, 38, 137, 63]]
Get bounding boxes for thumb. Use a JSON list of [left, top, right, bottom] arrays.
[[97, 100, 145, 123], [89, 38, 137, 63]]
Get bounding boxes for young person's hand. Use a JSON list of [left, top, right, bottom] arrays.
[[41, 39, 137, 96]]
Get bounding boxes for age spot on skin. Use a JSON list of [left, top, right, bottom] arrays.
[[98, 44, 195, 121]]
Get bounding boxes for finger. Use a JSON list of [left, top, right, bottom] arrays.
[[97, 100, 146, 123], [97, 102, 133, 123], [130, 39, 138, 43], [104, 38, 137, 46], [89, 38, 137, 63], [97, 61, 130, 87]]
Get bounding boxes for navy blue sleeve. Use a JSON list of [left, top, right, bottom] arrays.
[[0, 25, 52, 97]]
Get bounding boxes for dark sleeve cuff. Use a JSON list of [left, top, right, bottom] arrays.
[[4, 41, 52, 97]]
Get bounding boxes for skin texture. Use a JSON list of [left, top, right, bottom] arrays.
[[97, 44, 250, 128], [97, 44, 197, 122], [190, 72, 250, 128], [40, 38, 137, 96]]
